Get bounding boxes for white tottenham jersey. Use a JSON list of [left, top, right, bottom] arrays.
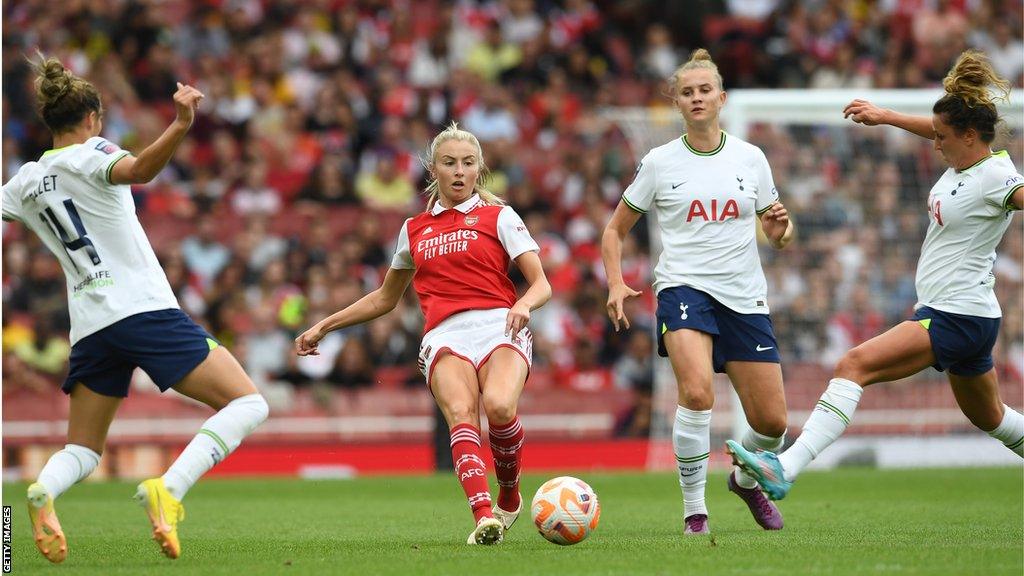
[[917, 150, 1022, 318], [622, 132, 780, 313], [2, 137, 179, 344]]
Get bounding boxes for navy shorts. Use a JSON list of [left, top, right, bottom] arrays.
[[911, 306, 1000, 376], [64, 309, 219, 398], [656, 285, 781, 374]]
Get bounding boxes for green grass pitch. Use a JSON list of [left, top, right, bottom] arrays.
[[3, 467, 1021, 575]]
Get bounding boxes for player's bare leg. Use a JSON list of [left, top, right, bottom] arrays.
[[172, 345, 260, 409], [432, 353, 502, 544], [724, 361, 786, 529], [137, 346, 267, 559], [29, 384, 119, 563], [479, 347, 529, 530], [949, 370, 1024, 457], [729, 322, 934, 499], [663, 328, 714, 534]]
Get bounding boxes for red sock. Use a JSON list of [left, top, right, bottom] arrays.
[[488, 416, 524, 511], [450, 423, 493, 522]]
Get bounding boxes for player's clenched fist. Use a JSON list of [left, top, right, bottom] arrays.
[[173, 82, 205, 128]]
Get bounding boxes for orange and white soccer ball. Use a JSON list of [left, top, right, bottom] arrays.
[[531, 476, 601, 545]]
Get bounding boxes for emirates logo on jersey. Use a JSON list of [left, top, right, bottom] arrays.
[[464, 215, 479, 226], [416, 229, 479, 260]]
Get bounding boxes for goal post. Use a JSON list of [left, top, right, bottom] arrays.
[[606, 89, 1024, 148]]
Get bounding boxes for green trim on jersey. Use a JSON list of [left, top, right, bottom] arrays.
[[41, 144, 78, 158], [681, 131, 726, 156], [206, 337, 219, 351], [622, 196, 647, 214], [1003, 184, 1023, 211], [105, 151, 130, 185], [957, 151, 1002, 173], [918, 318, 932, 330]]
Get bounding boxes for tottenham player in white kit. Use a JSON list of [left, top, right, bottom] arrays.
[[602, 49, 795, 535], [296, 122, 551, 545], [728, 50, 1024, 503], [3, 57, 268, 562]]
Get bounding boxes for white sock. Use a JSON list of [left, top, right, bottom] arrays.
[[986, 405, 1024, 457], [735, 428, 785, 489], [778, 378, 863, 482], [37, 444, 101, 499], [674, 405, 711, 519], [162, 394, 268, 500]]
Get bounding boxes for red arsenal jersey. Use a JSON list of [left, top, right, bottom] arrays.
[[391, 194, 540, 333]]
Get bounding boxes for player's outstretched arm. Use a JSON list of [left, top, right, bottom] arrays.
[[602, 201, 643, 332], [506, 251, 551, 337], [110, 82, 204, 185], [843, 99, 935, 140], [295, 267, 414, 356]]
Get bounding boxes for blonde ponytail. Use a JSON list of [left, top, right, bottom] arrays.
[[942, 50, 1010, 109], [933, 50, 1011, 143]]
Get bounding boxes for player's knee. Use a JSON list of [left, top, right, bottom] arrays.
[[677, 386, 714, 411], [834, 348, 870, 384], [965, 405, 1003, 432], [223, 393, 269, 437], [446, 403, 478, 426], [752, 415, 788, 439], [482, 394, 517, 426]]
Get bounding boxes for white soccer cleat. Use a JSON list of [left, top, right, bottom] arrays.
[[466, 517, 504, 545], [493, 494, 522, 531]]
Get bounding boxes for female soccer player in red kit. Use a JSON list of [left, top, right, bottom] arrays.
[[296, 122, 551, 545]]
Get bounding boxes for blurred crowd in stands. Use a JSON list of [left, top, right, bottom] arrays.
[[2, 0, 1022, 418]]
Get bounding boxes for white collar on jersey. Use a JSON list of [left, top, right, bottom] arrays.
[[430, 193, 480, 216]]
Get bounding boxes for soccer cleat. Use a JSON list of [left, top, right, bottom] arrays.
[[683, 514, 709, 535], [493, 493, 522, 531], [725, 440, 793, 501], [727, 471, 784, 530], [134, 478, 185, 559], [466, 517, 504, 545], [27, 483, 67, 563]]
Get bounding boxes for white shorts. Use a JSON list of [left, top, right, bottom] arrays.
[[417, 308, 533, 384]]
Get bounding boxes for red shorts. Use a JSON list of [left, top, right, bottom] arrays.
[[417, 308, 533, 385]]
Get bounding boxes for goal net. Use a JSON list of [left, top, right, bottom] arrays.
[[604, 90, 1024, 471]]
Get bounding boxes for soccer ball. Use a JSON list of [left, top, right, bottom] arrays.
[[530, 476, 600, 545]]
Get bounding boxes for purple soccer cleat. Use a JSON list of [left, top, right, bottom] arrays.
[[683, 514, 709, 535], [727, 471, 784, 530]]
